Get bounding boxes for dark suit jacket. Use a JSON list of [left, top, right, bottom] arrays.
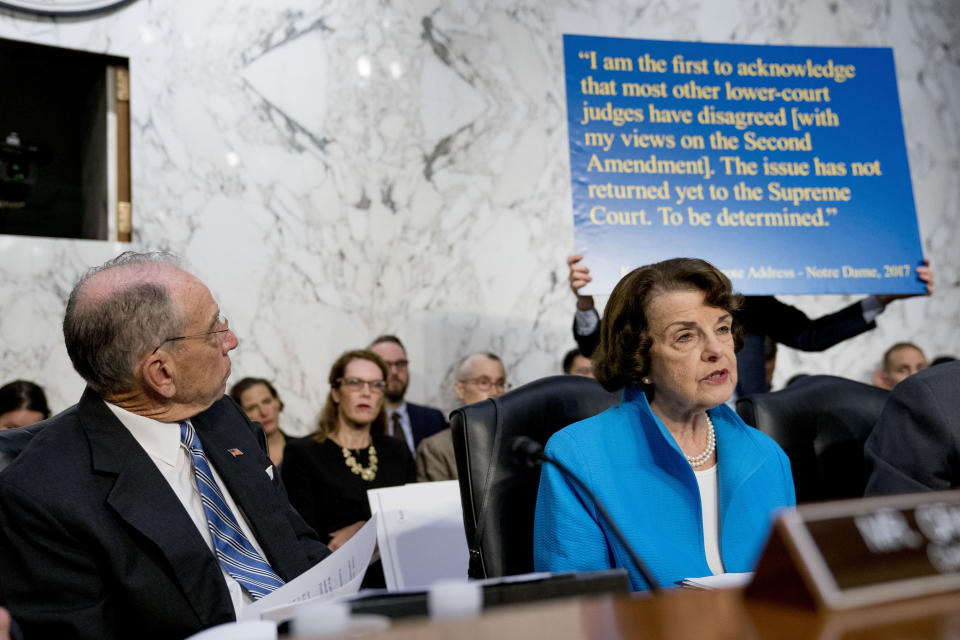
[[574, 295, 874, 396], [735, 296, 874, 396], [406, 402, 447, 447], [864, 361, 960, 495], [0, 388, 330, 640]]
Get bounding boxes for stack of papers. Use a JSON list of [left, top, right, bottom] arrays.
[[367, 480, 469, 590], [241, 516, 379, 622]]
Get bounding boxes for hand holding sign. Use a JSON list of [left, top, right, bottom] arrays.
[[567, 254, 595, 311]]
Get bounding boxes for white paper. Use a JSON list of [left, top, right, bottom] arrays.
[[241, 515, 379, 620], [367, 481, 469, 590], [680, 571, 753, 589], [253, 572, 365, 623]]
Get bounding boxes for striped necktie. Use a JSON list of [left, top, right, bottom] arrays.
[[180, 421, 285, 599]]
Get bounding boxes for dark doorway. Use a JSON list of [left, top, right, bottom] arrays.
[[0, 38, 129, 240]]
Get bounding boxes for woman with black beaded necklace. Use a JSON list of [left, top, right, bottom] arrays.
[[282, 349, 416, 588]]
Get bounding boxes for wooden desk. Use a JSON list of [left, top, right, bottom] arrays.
[[339, 587, 960, 640]]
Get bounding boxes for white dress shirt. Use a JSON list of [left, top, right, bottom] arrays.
[[574, 308, 600, 336], [105, 401, 269, 617]]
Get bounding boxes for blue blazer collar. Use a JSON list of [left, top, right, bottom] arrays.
[[622, 387, 771, 516]]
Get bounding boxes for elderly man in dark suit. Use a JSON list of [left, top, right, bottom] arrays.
[[369, 335, 447, 454], [0, 252, 329, 639]]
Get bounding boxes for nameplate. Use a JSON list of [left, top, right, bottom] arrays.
[[746, 490, 960, 610]]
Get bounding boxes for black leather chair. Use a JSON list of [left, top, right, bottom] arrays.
[[736, 374, 888, 503], [0, 422, 45, 471], [450, 375, 620, 579]]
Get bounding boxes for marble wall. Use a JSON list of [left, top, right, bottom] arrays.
[[1, 0, 957, 435]]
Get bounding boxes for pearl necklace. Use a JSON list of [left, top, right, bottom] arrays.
[[686, 414, 716, 467], [342, 443, 378, 481]]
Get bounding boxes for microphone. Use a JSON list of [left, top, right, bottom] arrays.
[[512, 435, 661, 593], [509, 435, 547, 468]]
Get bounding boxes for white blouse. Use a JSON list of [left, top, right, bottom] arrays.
[[694, 464, 725, 575]]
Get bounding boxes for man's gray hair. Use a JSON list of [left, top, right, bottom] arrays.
[[63, 251, 187, 396], [456, 352, 502, 381]]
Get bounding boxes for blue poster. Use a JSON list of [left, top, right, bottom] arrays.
[[564, 35, 925, 295]]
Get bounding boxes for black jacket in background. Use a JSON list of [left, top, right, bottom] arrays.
[[0, 389, 330, 640]]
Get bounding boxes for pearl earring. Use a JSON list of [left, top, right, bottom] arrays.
[[642, 377, 652, 385]]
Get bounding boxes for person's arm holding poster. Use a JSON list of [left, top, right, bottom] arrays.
[[754, 260, 934, 352]]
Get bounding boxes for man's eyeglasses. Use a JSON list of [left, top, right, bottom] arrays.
[[152, 315, 230, 354], [383, 359, 409, 370], [337, 378, 387, 393], [460, 377, 510, 392]]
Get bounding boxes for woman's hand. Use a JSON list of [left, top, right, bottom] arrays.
[[328, 520, 366, 551]]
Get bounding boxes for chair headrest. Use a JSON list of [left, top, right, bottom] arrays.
[[450, 375, 621, 578], [737, 374, 888, 447]]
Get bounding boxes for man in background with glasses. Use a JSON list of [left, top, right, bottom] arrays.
[[415, 352, 509, 482], [0, 251, 330, 639], [369, 335, 446, 455]]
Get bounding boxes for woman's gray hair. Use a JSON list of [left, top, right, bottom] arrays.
[[62, 251, 187, 397]]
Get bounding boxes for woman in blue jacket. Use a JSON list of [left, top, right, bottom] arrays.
[[533, 258, 795, 591]]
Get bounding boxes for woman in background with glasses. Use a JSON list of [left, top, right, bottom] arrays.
[[281, 349, 416, 587]]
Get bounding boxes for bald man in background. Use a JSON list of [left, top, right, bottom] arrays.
[[872, 342, 928, 390]]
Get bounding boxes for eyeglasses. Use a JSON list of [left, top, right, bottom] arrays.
[[152, 314, 230, 354], [460, 377, 510, 392], [338, 378, 387, 393], [383, 359, 409, 370]]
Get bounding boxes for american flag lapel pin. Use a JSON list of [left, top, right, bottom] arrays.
[[228, 448, 244, 458]]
